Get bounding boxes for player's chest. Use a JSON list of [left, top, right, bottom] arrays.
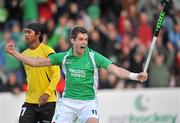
[[65, 56, 93, 71]]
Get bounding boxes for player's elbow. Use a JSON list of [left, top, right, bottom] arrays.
[[29, 62, 40, 67], [29, 59, 42, 67]]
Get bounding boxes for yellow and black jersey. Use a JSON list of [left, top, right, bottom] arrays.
[[22, 43, 60, 103]]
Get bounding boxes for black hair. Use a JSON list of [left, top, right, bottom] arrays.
[[26, 23, 44, 42], [70, 26, 88, 39]]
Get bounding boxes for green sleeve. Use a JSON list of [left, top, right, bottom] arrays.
[[94, 51, 112, 69], [48, 52, 66, 65]]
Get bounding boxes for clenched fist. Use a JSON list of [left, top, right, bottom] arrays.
[[5, 40, 15, 55]]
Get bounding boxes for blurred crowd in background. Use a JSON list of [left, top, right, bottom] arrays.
[[0, 0, 180, 95]]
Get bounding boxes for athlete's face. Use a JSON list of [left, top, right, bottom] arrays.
[[23, 28, 39, 45], [72, 33, 88, 56]]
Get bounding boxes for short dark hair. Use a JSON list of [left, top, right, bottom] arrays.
[[70, 26, 88, 39], [25, 23, 44, 42]]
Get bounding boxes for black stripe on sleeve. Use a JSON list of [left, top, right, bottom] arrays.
[[48, 53, 55, 57]]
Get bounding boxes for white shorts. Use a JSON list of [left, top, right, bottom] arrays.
[[51, 98, 99, 123]]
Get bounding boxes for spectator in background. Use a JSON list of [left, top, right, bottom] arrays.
[[68, 2, 80, 20], [23, 0, 38, 25], [10, 21, 26, 51], [148, 42, 175, 87], [55, 38, 70, 52], [47, 14, 69, 49], [38, 0, 55, 25], [5, 0, 22, 23], [53, 0, 69, 21], [45, 18, 56, 39], [128, 5, 139, 34], [89, 29, 104, 55], [129, 46, 145, 88], [0, 1, 8, 31], [137, 12, 152, 48], [118, 10, 133, 36], [175, 10, 180, 24], [87, 0, 100, 21], [168, 23, 180, 49], [79, 11, 92, 30], [162, 14, 175, 32], [0, 72, 21, 95], [117, 34, 132, 70], [105, 22, 120, 62]]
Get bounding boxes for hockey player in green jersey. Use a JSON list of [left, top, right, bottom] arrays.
[[6, 26, 147, 123]]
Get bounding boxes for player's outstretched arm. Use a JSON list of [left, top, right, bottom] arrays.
[[5, 40, 52, 67], [107, 64, 148, 82]]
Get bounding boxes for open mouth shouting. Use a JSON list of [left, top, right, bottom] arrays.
[[80, 45, 86, 49]]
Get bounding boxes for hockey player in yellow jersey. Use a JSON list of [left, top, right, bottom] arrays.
[[18, 23, 60, 123]]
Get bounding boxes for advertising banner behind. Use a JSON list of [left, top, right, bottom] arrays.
[[98, 88, 180, 123], [0, 88, 180, 123]]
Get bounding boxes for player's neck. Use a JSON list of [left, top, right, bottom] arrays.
[[30, 41, 41, 50], [73, 48, 85, 57]]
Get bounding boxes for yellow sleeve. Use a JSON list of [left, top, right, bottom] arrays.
[[44, 65, 60, 96], [42, 44, 61, 96]]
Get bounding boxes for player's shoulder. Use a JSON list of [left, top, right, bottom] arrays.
[[22, 48, 29, 54], [40, 43, 55, 52], [88, 48, 101, 55], [88, 48, 96, 53]]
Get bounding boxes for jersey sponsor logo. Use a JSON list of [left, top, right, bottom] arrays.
[[69, 68, 86, 78]]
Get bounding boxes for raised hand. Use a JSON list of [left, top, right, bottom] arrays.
[[5, 40, 15, 55], [137, 72, 148, 82]]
